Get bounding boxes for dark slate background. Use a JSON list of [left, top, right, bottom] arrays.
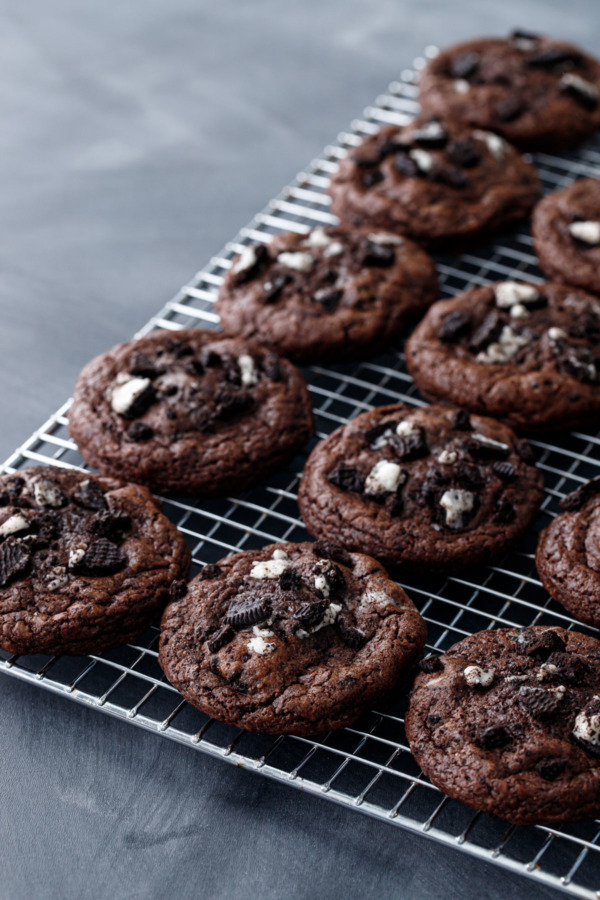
[[1, 2, 598, 897]]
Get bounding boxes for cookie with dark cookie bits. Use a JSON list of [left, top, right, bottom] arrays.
[[419, 34, 600, 151], [537, 482, 600, 628], [405, 627, 600, 824], [298, 403, 542, 573], [406, 280, 600, 433], [69, 329, 313, 497], [328, 117, 539, 246], [215, 227, 438, 364], [158, 541, 426, 735], [0, 466, 190, 656]]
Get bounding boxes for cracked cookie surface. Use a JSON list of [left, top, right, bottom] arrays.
[[215, 227, 438, 363], [0, 466, 191, 655], [406, 627, 600, 825], [69, 328, 314, 496], [297, 403, 542, 573], [158, 541, 426, 735]]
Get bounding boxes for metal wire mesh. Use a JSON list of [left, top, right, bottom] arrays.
[[4, 46, 600, 898]]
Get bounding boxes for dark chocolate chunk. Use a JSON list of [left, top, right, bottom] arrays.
[[279, 567, 303, 592], [313, 541, 354, 568], [328, 465, 365, 493], [169, 579, 188, 601], [263, 354, 281, 382], [521, 629, 566, 660], [75, 539, 127, 576], [199, 563, 222, 581], [389, 428, 428, 461], [450, 51, 480, 79], [518, 686, 562, 721], [232, 243, 268, 284], [492, 461, 516, 480], [439, 310, 472, 342], [336, 611, 367, 649], [477, 724, 512, 750], [73, 479, 108, 512], [225, 596, 271, 628], [527, 47, 583, 69], [362, 168, 384, 188], [469, 311, 503, 353], [263, 274, 292, 304], [446, 137, 481, 168], [313, 288, 343, 312], [127, 421, 154, 442], [130, 352, 159, 378], [495, 499, 516, 524], [393, 153, 419, 178], [418, 655, 443, 673], [496, 95, 525, 123], [0, 537, 31, 586], [360, 242, 396, 267], [207, 623, 235, 653], [453, 410, 472, 431], [516, 439, 536, 465], [412, 119, 448, 148], [294, 599, 328, 627], [560, 476, 600, 511], [535, 759, 566, 781]]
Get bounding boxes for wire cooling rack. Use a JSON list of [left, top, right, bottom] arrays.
[[5, 46, 600, 898]]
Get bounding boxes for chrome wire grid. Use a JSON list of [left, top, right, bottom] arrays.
[[4, 47, 600, 898]]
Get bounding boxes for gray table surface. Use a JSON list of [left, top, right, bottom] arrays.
[[1, 1, 599, 897]]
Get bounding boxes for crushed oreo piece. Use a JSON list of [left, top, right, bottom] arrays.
[[313, 560, 345, 599], [0, 477, 24, 507], [0, 537, 31, 586], [336, 611, 367, 648], [169, 579, 188, 601], [91, 511, 131, 539], [73, 539, 126, 576], [453, 410, 472, 431], [130, 352, 159, 378], [225, 596, 271, 628], [559, 346, 599, 384], [170, 342, 194, 359], [232, 243, 268, 284], [521, 629, 566, 660], [328, 465, 365, 493], [362, 168, 384, 188], [527, 47, 582, 69], [199, 563, 222, 581], [215, 387, 252, 421], [263, 274, 292, 304], [313, 540, 354, 568], [496, 95, 525, 122], [124, 382, 157, 420], [201, 349, 222, 368], [389, 428, 428, 461], [516, 439, 536, 465], [469, 311, 503, 353], [431, 164, 467, 189], [364, 421, 397, 447], [418, 655, 443, 674], [446, 137, 481, 168], [477, 725, 512, 750], [279, 567, 303, 592], [546, 651, 588, 685], [73, 478, 108, 511], [560, 73, 599, 110], [294, 599, 328, 627], [560, 476, 600, 511], [313, 288, 343, 312], [263, 354, 281, 382], [393, 153, 419, 177], [518, 686, 562, 721], [535, 759, 566, 781], [361, 242, 396, 267], [467, 434, 510, 460], [127, 421, 154, 442], [207, 623, 235, 653], [450, 51, 480, 79], [439, 311, 471, 342], [492, 461, 516, 480], [412, 119, 448, 148]]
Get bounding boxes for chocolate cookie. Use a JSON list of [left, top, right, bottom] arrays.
[[297, 404, 542, 573], [406, 281, 600, 433], [158, 541, 426, 735], [69, 329, 314, 496], [327, 117, 540, 245], [215, 227, 438, 363], [405, 627, 600, 825], [536, 478, 600, 628], [419, 33, 600, 151], [533, 178, 600, 295], [0, 466, 191, 656]]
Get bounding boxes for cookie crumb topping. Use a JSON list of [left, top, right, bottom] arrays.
[[573, 697, 600, 748], [440, 489, 475, 528], [476, 324, 529, 364], [304, 227, 331, 248], [437, 448, 458, 465], [494, 281, 539, 309], [277, 251, 315, 272], [247, 624, 277, 656], [323, 241, 344, 258], [34, 478, 65, 509], [365, 460, 405, 496], [463, 664, 495, 688], [250, 549, 290, 579]]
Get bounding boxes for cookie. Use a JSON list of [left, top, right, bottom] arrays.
[[0, 466, 191, 656], [419, 33, 600, 151], [405, 627, 600, 825], [158, 541, 426, 735], [215, 227, 438, 364], [327, 117, 540, 245], [297, 403, 542, 573], [536, 478, 600, 628], [533, 178, 600, 295], [69, 329, 314, 496], [406, 281, 600, 433]]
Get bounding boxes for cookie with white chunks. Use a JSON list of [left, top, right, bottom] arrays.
[[327, 117, 540, 246], [536, 478, 600, 629], [215, 227, 438, 364], [406, 281, 600, 434], [419, 33, 600, 151], [0, 467, 191, 656], [533, 178, 600, 296], [406, 627, 600, 825], [158, 541, 426, 735], [69, 329, 313, 497], [297, 404, 542, 573]]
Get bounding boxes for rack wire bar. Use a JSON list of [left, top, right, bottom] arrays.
[[4, 47, 600, 897]]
